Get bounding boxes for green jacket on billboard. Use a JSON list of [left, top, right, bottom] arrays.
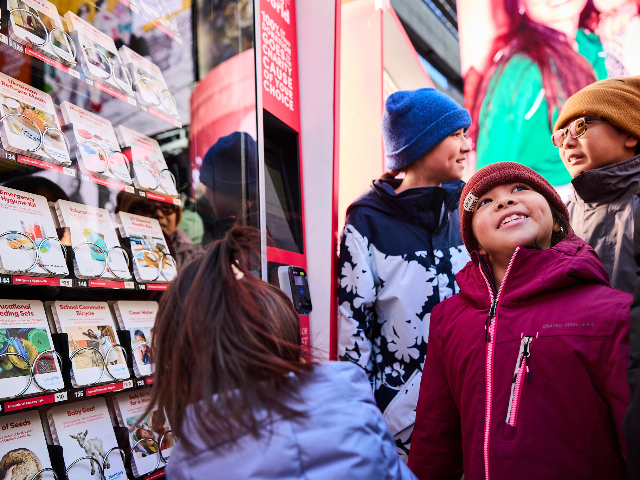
[[475, 30, 607, 186]]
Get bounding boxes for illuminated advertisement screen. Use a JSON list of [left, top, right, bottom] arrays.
[[458, 0, 639, 186]]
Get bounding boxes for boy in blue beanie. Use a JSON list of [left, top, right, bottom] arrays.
[[338, 88, 471, 461]]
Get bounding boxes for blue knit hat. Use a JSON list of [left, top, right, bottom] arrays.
[[383, 88, 471, 171], [199, 131, 257, 191]]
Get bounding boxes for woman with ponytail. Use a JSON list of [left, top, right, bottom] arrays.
[[147, 226, 416, 479], [468, 0, 607, 188]]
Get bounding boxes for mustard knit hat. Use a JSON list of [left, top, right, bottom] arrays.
[[554, 76, 640, 139]]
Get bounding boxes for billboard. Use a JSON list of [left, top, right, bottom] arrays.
[[458, 0, 640, 187]]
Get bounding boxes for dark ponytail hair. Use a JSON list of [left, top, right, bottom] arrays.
[[550, 202, 570, 247], [144, 226, 312, 452], [468, 0, 598, 148]]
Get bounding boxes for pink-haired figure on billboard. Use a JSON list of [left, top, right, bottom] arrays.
[[461, 0, 608, 188]]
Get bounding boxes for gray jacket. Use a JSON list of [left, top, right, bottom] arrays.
[[165, 362, 417, 480], [567, 155, 640, 294]]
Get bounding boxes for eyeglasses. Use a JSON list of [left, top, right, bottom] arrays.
[[131, 202, 178, 217], [9, 8, 77, 65], [551, 116, 605, 147]]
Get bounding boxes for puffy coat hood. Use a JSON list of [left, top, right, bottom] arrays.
[[456, 232, 610, 308]]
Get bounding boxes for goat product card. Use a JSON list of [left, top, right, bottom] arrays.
[[116, 213, 176, 283], [0, 300, 63, 399], [49, 301, 128, 387], [59, 101, 132, 183], [55, 200, 130, 279], [0, 72, 71, 164], [112, 390, 173, 477], [0, 186, 68, 277], [115, 126, 177, 197], [48, 397, 126, 480], [112, 301, 156, 377], [0, 410, 52, 480], [8, 0, 76, 65], [64, 11, 133, 94]]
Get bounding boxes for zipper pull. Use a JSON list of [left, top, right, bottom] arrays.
[[485, 298, 497, 342], [526, 363, 530, 382]]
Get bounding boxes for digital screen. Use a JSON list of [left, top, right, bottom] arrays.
[[294, 275, 304, 286]]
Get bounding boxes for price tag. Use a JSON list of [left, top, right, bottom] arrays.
[[12, 42, 24, 53], [5, 153, 16, 161], [173, 198, 181, 206], [63, 167, 76, 177], [137, 284, 146, 290], [74, 390, 84, 398], [175, 36, 182, 45], [60, 279, 73, 287], [127, 97, 137, 106], [80, 174, 91, 182], [86, 79, 94, 86], [138, 191, 146, 197], [0, 34, 8, 45], [125, 185, 135, 193], [0, 275, 11, 285], [77, 280, 88, 288], [68, 68, 81, 79], [136, 379, 145, 387], [55, 391, 68, 402], [124, 281, 135, 289], [123, 380, 134, 389], [140, 105, 148, 112]]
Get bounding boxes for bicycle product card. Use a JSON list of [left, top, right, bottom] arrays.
[[63, 11, 133, 94], [115, 125, 177, 197], [59, 101, 132, 183], [0, 300, 63, 399], [112, 389, 172, 477], [118, 45, 178, 118], [115, 213, 176, 283], [54, 200, 130, 279], [8, 0, 76, 66], [112, 301, 157, 377], [47, 397, 126, 480], [0, 186, 68, 277], [0, 72, 71, 164], [48, 300, 128, 387], [0, 410, 53, 480]]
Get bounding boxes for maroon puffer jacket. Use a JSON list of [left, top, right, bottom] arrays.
[[408, 233, 631, 480]]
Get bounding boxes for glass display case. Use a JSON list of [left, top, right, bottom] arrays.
[[0, 0, 307, 477]]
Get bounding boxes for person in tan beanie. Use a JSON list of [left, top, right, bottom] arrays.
[[552, 76, 640, 295]]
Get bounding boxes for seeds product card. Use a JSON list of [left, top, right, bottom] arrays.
[[8, 0, 76, 65], [63, 11, 133, 94], [0, 186, 68, 277], [119, 45, 178, 118], [116, 125, 177, 197], [0, 300, 63, 399], [55, 200, 130, 279], [48, 397, 126, 480], [51, 301, 128, 386], [116, 213, 176, 283], [59, 101, 132, 183], [113, 301, 156, 377], [0, 72, 71, 164], [0, 410, 53, 480], [112, 390, 173, 477]]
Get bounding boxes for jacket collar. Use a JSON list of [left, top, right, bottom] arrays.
[[371, 179, 464, 231], [570, 154, 640, 203], [456, 233, 610, 307]]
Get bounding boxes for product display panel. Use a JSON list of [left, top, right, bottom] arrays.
[[0, 0, 261, 478]]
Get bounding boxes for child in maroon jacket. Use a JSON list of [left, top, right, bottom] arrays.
[[408, 162, 631, 480]]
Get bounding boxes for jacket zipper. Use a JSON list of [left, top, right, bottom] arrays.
[[506, 335, 535, 426], [478, 248, 520, 480]]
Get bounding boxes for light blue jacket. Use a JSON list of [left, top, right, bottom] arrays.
[[165, 362, 417, 480]]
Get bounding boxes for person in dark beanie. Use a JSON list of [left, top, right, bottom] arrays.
[[337, 88, 471, 461], [198, 131, 258, 243], [553, 76, 640, 294], [408, 162, 631, 480]]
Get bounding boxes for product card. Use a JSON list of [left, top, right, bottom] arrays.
[[119, 45, 178, 118], [0, 410, 53, 480], [51, 301, 128, 386], [113, 301, 156, 377], [49, 397, 126, 480], [116, 126, 177, 197], [64, 11, 133, 94], [116, 213, 176, 283], [59, 101, 132, 183], [8, 0, 75, 65], [55, 200, 130, 279], [0, 300, 63, 399], [0, 72, 71, 164], [112, 389, 172, 477], [0, 186, 68, 277]]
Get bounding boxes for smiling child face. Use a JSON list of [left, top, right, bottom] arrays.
[[471, 182, 557, 259]]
